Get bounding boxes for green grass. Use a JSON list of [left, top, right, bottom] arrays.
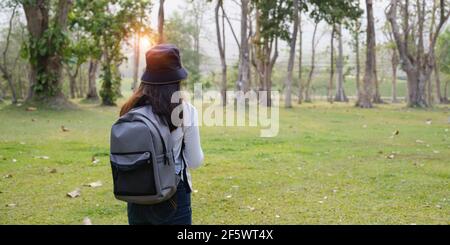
[[0, 96, 449, 224]]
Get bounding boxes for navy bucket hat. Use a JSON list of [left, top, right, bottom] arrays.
[[141, 44, 188, 85]]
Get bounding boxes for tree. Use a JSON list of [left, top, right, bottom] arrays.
[[284, 0, 299, 108], [308, 0, 362, 103], [0, 2, 19, 104], [86, 59, 99, 100], [237, 0, 250, 94], [358, 0, 376, 108], [334, 24, 348, 102], [327, 25, 336, 103], [131, 33, 141, 92], [252, 0, 293, 107], [387, 0, 450, 107], [304, 21, 320, 102], [298, 10, 303, 104], [72, 0, 151, 106], [158, 0, 165, 44], [214, 0, 227, 105], [383, 22, 400, 103], [187, 0, 207, 85], [437, 27, 450, 103], [21, 0, 74, 106]]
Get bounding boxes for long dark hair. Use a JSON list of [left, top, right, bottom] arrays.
[[120, 82, 183, 132]]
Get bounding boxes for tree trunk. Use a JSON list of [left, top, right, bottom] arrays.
[[391, 51, 399, 103], [358, 0, 375, 108], [355, 27, 361, 104], [132, 33, 140, 91], [298, 11, 303, 104], [78, 65, 85, 98], [22, 0, 73, 104], [0, 66, 18, 104], [284, 0, 299, 108], [237, 0, 250, 95], [434, 61, 445, 103], [335, 24, 348, 102], [305, 22, 318, 103], [328, 26, 335, 103], [86, 59, 99, 100], [387, 0, 449, 107], [157, 0, 165, 44], [215, 0, 227, 106]]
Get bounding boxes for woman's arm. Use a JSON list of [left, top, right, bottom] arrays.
[[182, 103, 204, 169]]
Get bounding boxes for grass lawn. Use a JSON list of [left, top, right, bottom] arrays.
[[0, 97, 449, 224]]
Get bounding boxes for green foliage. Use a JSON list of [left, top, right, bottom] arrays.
[[20, 10, 70, 97], [308, 0, 362, 26], [252, 0, 294, 43], [71, 0, 152, 105]]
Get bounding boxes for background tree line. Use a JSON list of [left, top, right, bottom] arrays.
[[0, 0, 449, 109]]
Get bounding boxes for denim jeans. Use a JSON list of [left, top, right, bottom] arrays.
[[127, 180, 192, 225]]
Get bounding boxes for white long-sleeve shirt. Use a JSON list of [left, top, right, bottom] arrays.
[[171, 101, 203, 190]]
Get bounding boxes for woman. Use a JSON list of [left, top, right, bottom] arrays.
[[119, 44, 204, 225]]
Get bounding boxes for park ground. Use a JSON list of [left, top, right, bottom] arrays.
[[0, 85, 449, 224]]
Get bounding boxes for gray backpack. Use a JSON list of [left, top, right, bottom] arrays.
[[110, 105, 180, 205]]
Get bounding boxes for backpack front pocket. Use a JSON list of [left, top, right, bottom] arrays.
[[111, 152, 157, 196]]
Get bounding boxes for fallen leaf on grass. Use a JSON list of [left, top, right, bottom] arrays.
[[275, 215, 280, 218], [6, 203, 16, 208], [386, 154, 395, 159], [425, 119, 432, 125], [415, 139, 424, 144], [26, 107, 37, 112], [61, 125, 70, 132], [91, 156, 100, 164], [35, 156, 50, 160], [3, 174, 12, 179], [392, 130, 400, 136], [84, 181, 102, 188], [247, 206, 255, 211], [433, 150, 440, 154], [67, 188, 81, 198], [83, 217, 92, 225], [225, 194, 232, 199], [12, 159, 17, 163]]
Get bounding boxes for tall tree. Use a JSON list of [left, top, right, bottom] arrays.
[[387, 0, 450, 107], [358, 0, 376, 108], [284, 0, 299, 108], [21, 0, 74, 106], [298, 10, 303, 104], [383, 22, 400, 103], [334, 24, 348, 102], [237, 0, 250, 94], [131, 33, 140, 92], [252, 0, 293, 107], [158, 0, 165, 44], [0, 3, 18, 104], [304, 21, 319, 103], [215, 0, 227, 105], [437, 27, 450, 103], [86, 59, 99, 100], [327, 25, 336, 103], [73, 0, 151, 106], [351, 12, 362, 104]]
